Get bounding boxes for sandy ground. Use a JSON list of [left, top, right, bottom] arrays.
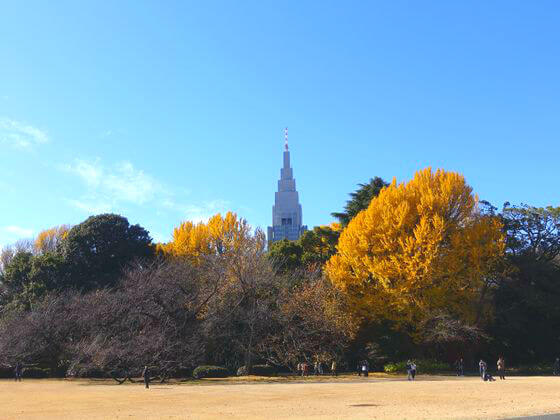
[[1, 375, 560, 420]]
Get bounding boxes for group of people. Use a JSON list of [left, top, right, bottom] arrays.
[[477, 357, 506, 382], [296, 360, 338, 377], [405, 360, 417, 381], [9, 356, 560, 383]]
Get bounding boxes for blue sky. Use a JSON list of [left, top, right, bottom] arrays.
[[1, 1, 559, 247]]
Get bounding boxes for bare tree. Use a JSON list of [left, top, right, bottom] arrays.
[[202, 230, 279, 373], [0, 291, 82, 374], [69, 259, 219, 382], [257, 273, 357, 370]]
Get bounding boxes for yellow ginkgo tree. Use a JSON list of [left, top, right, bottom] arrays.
[[157, 212, 262, 264], [326, 168, 505, 328]]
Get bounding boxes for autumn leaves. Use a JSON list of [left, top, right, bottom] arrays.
[[326, 168, 505, 329]]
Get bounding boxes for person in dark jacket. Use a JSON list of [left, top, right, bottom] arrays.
[[455, 358, 464, 376], [410, 361, 417, 381], [554, 358, 560, 376], [406, 360, 413, 381], [142, 366, 150, 389], [14, 362, 23, 382], [362, 360, 369, 377]]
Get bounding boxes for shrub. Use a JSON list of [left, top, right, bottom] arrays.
[[0, 367, 13, 378], [0, 366, 52, 378], [71, 368, 109, 378], [23, 367, 51, 378], [514, 364, 553, 375], [192, 365, 229, 379], [383, 361, 405, 373], [384, 359, 451, 374], [236, 364, 276, 376]]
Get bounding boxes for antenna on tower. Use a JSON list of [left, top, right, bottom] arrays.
[[284, 127, 289, 151]]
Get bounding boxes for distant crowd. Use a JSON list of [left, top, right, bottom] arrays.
[[7, 356, 560, 383]]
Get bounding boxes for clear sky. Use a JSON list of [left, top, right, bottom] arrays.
[[1, 1, 559, 247]]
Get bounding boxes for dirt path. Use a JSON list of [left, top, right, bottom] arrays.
[[1, 375, 560, 419]]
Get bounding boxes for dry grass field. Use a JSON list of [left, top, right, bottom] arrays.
[[1, 375, 560, 420]]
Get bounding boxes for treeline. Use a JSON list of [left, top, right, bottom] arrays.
[[270, 170, 560, 367], [1, 168, 559, 378], [0, 214, 353, 379]]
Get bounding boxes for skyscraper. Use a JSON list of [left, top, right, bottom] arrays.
[[268, 128, 307, 245]]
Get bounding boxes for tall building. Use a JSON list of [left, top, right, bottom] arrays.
[[268, 128, 307, 245]]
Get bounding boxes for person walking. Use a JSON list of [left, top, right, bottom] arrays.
[[497, 357, 505, 380], [14, 362, 23, 382], [331, 360, 337, 377], [303, 362, 309, 377], [406, 360, 413, 381], [142, 365, 150, 389], [410, 361, 417, 381], [318, 361, 324, 375], [455, 358, 464, 376]]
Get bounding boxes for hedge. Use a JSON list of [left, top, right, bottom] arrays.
[[236, 364, 276, 376], [384, 359, 451, 374], [0, 366, 52, 378], [192, 365, 229, 379], [0, 367, 13, 379], [23, 367, 52, 378]]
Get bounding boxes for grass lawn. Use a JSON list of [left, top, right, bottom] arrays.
[[1, 374, 560, 419]]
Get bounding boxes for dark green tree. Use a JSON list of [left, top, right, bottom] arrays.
[[489, 204, 560, 363], [0, 251, 33, 298], [331, 177, 389, 226], [1, 252, 69, 309], [300, 225, 339, 267], [29, 253, 66, 291], [60, 214, 153, 290], [268, 239, 303, 272], [268, 224, 340, 272]]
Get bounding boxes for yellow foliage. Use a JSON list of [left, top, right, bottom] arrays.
[[328, 222, 342, 232], [34, 225, 70, 254], [326, 168, 505, 326], [157, 212, 258, 264]]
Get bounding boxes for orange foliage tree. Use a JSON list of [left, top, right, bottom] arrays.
[[326, 168, 505, 327], [34, 225, 71, 254], [157, 212, 261, 263]]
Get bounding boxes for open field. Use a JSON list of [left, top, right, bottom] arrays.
[[1, 375, 560, 420]]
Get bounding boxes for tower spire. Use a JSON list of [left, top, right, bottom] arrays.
[[284, 127, 289, 151]]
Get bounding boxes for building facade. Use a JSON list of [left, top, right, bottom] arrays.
[[267, 129, 307, 245]]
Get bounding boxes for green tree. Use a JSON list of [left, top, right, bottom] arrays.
[[268, 239, 303, 272], [268, 225, 341, 272], [331, 177, 389, 226], [60, 214, 153, 290], [29, 253, 66, 291], [300, 225, 340, 267], [489, 204, 560, 363], [0, 251, 67, 309], [0, 251, 33, 297]]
